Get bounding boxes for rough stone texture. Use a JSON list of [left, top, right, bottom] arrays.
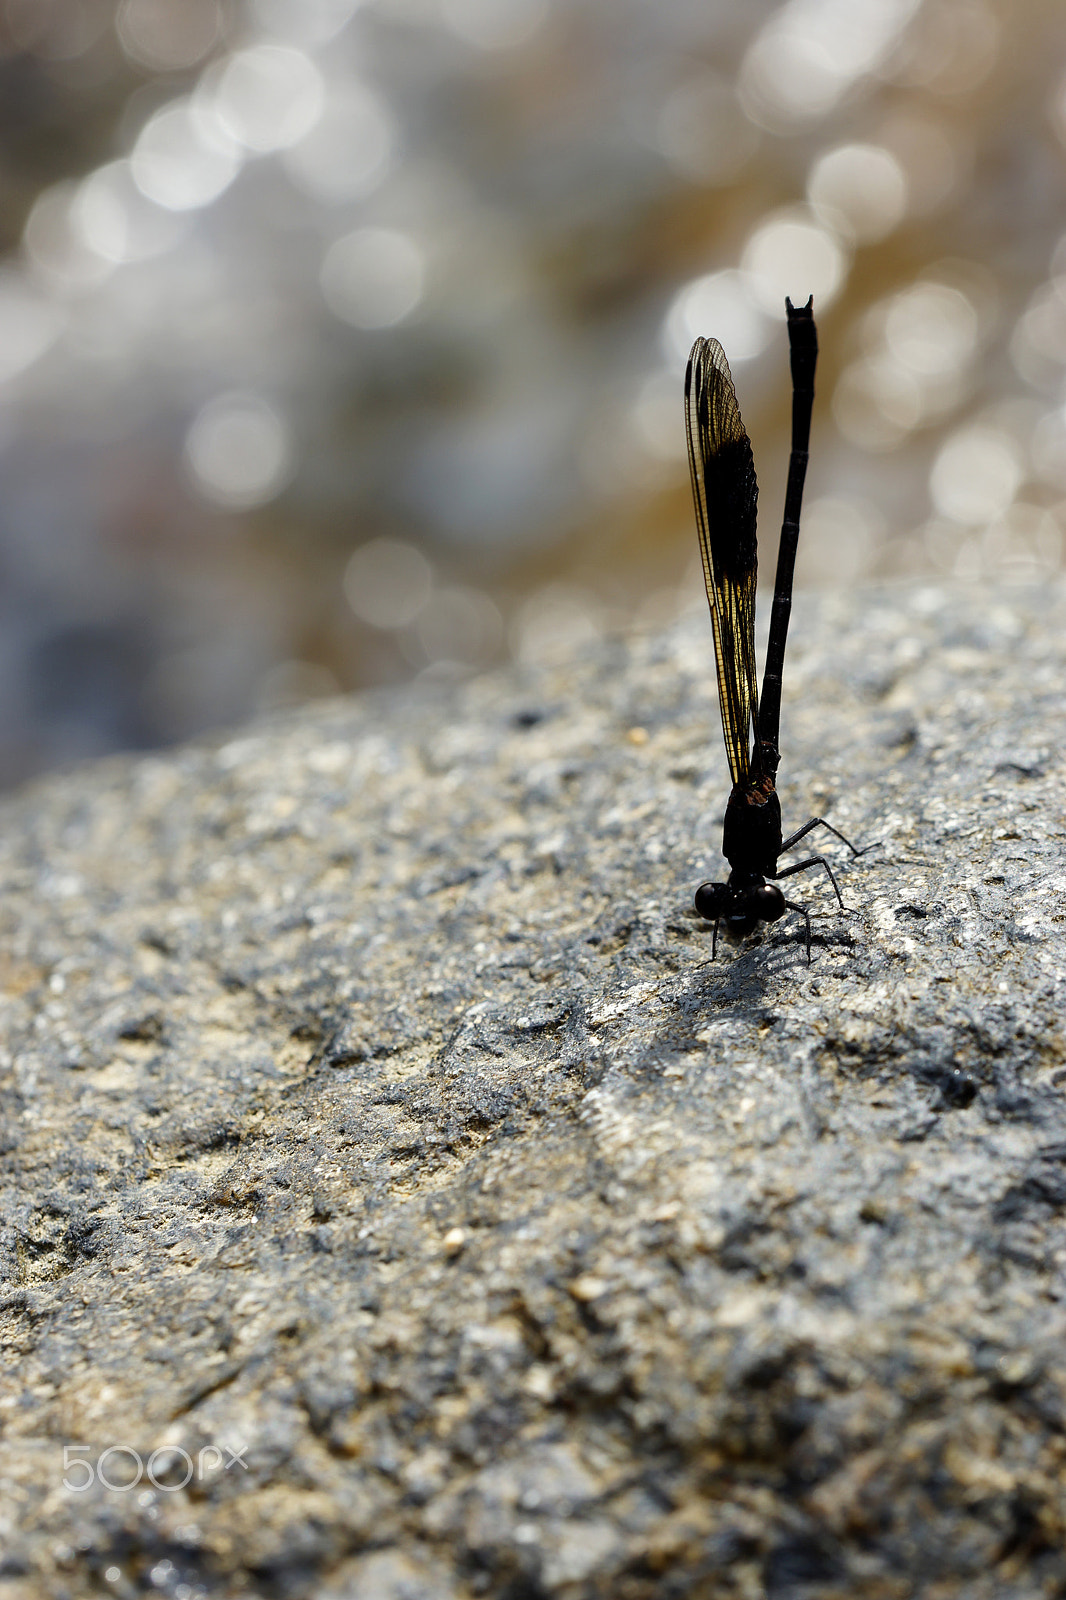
[[1, 581, 1065, 1600]]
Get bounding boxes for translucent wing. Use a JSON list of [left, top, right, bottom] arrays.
[[684, 336, 760, 786]]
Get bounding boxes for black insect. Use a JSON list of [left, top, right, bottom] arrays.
[[684, 296, 867, 961]]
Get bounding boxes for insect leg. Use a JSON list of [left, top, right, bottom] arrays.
[[779, 816, 869, 857], [770, 853, 846, 911]]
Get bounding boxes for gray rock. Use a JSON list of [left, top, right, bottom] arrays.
[[2, 581, 1065, 1599]]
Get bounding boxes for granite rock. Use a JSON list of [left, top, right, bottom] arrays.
[[1, 583, 1065, 1599]]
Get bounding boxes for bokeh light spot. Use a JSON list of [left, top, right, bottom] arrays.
[[415, 585, 503, 667], [23, 182, 115, 296], [251, 0, 361, 45], [833, 357, 922, 451], [794, 495, 883, 586], [929, 426, 1023, 524], [663, 270, 773, 367], [321, 228, 426, 329], [884, 282, 978, 376], [75, 161, 187, 263], [740, 0, 921, 129], [1009, 286, 1066, 392], [887, 0, 999, 96], [981, 503, 1062, 581], [741, 29, 846, 126], [8, 0, 107, 59], [741, 211, 848, 315], [184, 394, 294, 510], [807, 143, 907, 244], [116, 0, 221, 71], [213, 45, 325, 154], [344, 539, 433, 629], [131, 101, 243, 212], [283, 84, 394, 205]]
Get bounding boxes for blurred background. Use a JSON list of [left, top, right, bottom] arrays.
[[0, 0, 1065, 786]]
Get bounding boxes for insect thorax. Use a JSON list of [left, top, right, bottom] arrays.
[[722, 775, 782, 876]]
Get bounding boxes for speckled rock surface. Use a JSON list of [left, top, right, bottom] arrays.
[[1, 582, 1065, 1600]]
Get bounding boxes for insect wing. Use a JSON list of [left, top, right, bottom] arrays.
[[684, 336, 760, 785]]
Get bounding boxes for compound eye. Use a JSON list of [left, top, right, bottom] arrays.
[[694, 881, 727, 920], [752, 884, 786, 922]]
